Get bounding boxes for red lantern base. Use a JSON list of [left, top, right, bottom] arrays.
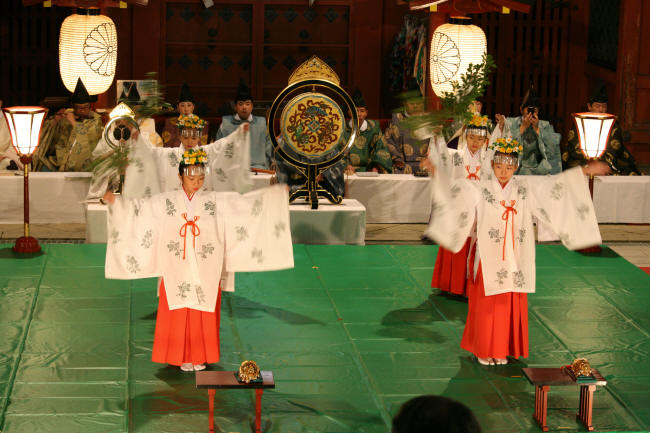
[[579, 245, 602, 254], [13, 236, 42, 254]]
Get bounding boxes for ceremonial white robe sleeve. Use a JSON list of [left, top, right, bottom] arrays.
[[219, 184, 294, 273], [424, 158, 481, 253], [525, 167, 601, 249], [105, 194, 161, 279], [203, 124, 252, 194]]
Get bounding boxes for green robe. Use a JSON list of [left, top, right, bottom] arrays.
[[343, 120, 393, 173], [35, 112, 103, 171], [505, 116, 562, 175], [562, 120, 642, 175]]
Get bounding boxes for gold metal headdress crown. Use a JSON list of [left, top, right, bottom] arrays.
[[288, 55, 340, 86]]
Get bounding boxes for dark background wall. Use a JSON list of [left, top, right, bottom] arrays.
[[0, 0, 648, 163]]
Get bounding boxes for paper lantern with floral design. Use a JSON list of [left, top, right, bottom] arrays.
[[429, 17, 486, 97], [59, 8, 117, 95]]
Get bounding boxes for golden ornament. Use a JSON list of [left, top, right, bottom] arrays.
[[570, 358, 592, 377], [287, 55, 340, 86], [610, 139, 621, 150], [238, 360, 261, 383], [349, 153, 361, 166], [403, 143, 414, 157], [354, 135, 367, 149]]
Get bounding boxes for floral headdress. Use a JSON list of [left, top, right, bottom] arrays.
[[491, 137, 522, 165], [182, 148, 208, 165], [465, 114, 490, 137], [177, 114, 206, 130]]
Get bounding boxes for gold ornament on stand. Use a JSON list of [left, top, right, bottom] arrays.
[[237, 360, 261, 383], [268, 55, 358, 209], [570, 358, 592, 378]]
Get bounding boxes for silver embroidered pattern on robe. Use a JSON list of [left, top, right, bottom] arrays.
[[495, 268, 508, 285], [141, 230, 153, 248], [489, 227, 502, 243], [576, 203, 590, 220], [518, 228, 526, 243], [214, 168, 227, 182], [537, 208, 550, 223], [126, 255, 140, 273], [517, 185, 527, 200], [143, 186, 152, 198], [167, 240, 181, 257], [109, 229, 120, 244], [196, 285, 206, 304], [251, 248, 263, 263], [482, 188, 496, 205], [252, 198, 263, 216], [166, 199, 176, 216], [550, 182, 565, 200], [198, 243, 215, 259], [513, 270, 525, 288], [133, 201, 141, 217], [235, 226, 248, 241], [204, 201, 216, 216], [224, 142, 235, 158], [177, 281, 191, 298], [450, 184, 461, 199], [458, 211, 469, 228], [452, 153, 463, 167], [274, 222, 286, 238], [168, 152, 179, 167]]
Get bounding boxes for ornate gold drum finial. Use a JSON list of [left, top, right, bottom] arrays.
[[287, 55, 340, 86], [238, 360, 261, 383]]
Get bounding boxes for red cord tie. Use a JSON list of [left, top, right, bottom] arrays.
[[465, 165, 480, 180], [179, 213, 200, 260], [500, 200, 517, 260]]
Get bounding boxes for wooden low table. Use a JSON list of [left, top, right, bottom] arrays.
[[522, 367, 607, 432], [196, 370, 275, 433]]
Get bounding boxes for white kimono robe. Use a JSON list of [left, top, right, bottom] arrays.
[[87, 123, 251, 200], [428, 135, 494, 182], [425, 166, 601, 296], [105, 185, 294, 312]]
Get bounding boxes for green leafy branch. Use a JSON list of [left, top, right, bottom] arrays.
[[400, 53, 496, 139]]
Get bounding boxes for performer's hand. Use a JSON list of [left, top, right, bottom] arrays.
[[243, 123, 250, 133], [419, 158, 435, 175], [345, 165, 356, 175], [131, 129, 140, 140], [103, 190, 116, 205], [582, 160, 611, 177], [495, 114, 506, 131], [65, 111, 76, 126], [531, 112, 540, 134], [270, 175, 278, 185], [371, 167, 379, 173]]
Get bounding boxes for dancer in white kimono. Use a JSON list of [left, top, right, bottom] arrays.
[[423, 137, 609, 365], [103, 148, 293, 371], [428, 113, 494, 297], [88, 112, 251, 201]]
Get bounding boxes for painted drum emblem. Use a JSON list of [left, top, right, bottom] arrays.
[[281, 92, 344, 157]]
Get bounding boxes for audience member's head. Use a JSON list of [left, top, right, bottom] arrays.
[[392, 395, 481, 433]]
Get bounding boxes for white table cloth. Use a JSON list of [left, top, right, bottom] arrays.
[[592, 176, 650, 223], [0, 171, 91, 224]]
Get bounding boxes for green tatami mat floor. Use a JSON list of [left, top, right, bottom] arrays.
[[1, 244, 649, 433]]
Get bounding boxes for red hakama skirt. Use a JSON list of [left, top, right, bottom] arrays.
[[431, 237, 471, 296], [152, 279, 222, 366], [460, 261, 529, 359]]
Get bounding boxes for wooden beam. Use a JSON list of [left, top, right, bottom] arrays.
[[22, 0, 147, 7], [408, 0, 531, 14]]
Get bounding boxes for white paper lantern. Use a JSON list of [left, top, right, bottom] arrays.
[[2, 106, 47, 156], [573, 112, 616, 159], [59, 9, 117, 95], [429, 17, 487, 97]]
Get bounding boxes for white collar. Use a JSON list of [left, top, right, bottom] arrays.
[[464, 147, 481, 166], [348, 119, 368, 132], [235, 113, 253, 122]]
